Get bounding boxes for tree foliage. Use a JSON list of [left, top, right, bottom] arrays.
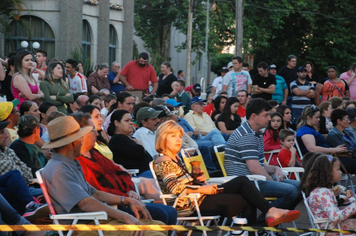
[[0, 0, 26, 36]]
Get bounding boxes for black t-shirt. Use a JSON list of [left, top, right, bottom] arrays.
[[306, 72, 320, 84], [0, 73, 14, 100], [217, 113, 241, 131], [211, 110, 221, 121], [252, 73, 276, 101], [156, 73, 177, 97], [277, 66, 298, 94]]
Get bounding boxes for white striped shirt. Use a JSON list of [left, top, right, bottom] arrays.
[[224, 121, 265, 176]]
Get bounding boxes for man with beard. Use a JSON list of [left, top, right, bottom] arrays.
[[290, 66, 315, 124], [119, 52, 158, 97], [133, 107, 163, 158]]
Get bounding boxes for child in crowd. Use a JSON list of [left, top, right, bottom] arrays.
[[303, 155, 356, 233], [100, 94, 116, 117], [278, 129, 301, 168], [174, 80, 191, 115], [263, 112, 283, 165]]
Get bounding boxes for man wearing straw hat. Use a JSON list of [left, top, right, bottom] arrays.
[[41, 116, 166, 236]]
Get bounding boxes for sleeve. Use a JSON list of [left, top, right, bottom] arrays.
[[39, 82, 63, 106], [184, 113, 197, 130], [326, 131, 344, 147], [343, 79, 350, 91], [312, 188, 356, 223], [310, 83, 315, 90], [10, 141, 37, 177], [87, 75, 97, 92], [263, 130, 281, 151], [271, 74, 277, 85], [79, 75, 88, 93], [222, 74, 230, 86], [47, 169, 96, 213], [120, 63, 129, 77], [107, 73, 115, 84], [290, 81, 298, 92], [56, 86, 74, 103], [212, 78, 218, 87], [12, 151, 33, 183], [252, 74, 258, 85], [247, 72, 252, 85], [182, 133, 198, 150], [277, 149, 291, 167], [149, 66, 158, 83]]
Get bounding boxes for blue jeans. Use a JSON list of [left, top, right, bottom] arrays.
[[120, 203, 177, 225], [28, 186, 43, 197], [292, 108, 303, 125], [257, 178, 300, 210], [197, 129, 226, 146], [0, 170, 34, 214]]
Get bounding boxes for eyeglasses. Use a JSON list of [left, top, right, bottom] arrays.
[[307, 105, 319, 116]]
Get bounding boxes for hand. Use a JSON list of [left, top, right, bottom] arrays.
[[193, 130, 200, 137], [274, 167, 285, 182], [50, 95, 57, 100], [334, 144, 348, 154], [126, 84, 134, 91], [122, 214, 144, 236], [38, 91, 44, 98], [127, 191, 141, 201], [126, 197, 152, 220], [196, 171, 207, 183], [198, 185, 218, 195], [351, 70, 356, 78], [19, 92, 27, 99], [281, 100, 287, 105], [65, 93, 72, 96], [186, 131, 193, 137], [42, 149, 52, 160], [290, 146, 296, 153]]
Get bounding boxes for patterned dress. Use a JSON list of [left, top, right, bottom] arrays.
[[153, 159, 206, 217], [308, 187, 356, 235]]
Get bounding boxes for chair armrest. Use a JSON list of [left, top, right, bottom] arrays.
[[207, 176, 234, 184], [131, 178, 140, 184], [264, 149, 281, 154], [31, 178, 39, 184], [314, 218, 329, 224], [51, 211, 108, 220], [160, 194, 177, 200], [127, 169, 139, 176], [281, 167, 304, 173], [246, 175, 267, 181]]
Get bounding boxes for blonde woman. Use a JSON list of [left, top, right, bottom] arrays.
[[153, 120, 300, 226], [12, 50, 44, 108], [40, 62, 73, 114]]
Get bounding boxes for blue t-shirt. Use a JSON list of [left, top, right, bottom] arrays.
[[107, 71, 125, 93], [272, 75, 287, 104], [296, 125, 328, 155]]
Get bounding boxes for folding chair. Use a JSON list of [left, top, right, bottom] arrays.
[[214, 145, 227, 177], [149, 161, 221, 236], [180, 148, 234, 184], [301, 191, 342, 236], [264, 149, 281, 165], [36, 169, 108, 236]]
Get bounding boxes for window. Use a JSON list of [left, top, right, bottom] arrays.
[[109, 24, 117, 64], [4, 16, 55, 58], [82, 20, 92, 66]]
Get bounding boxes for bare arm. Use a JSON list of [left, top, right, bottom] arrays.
[[346, 71, 356, 86], [210, 86, 216, 95], [259, 84, 275, 94], [119, 74, 134, 90], [245, 159, 273, 181], [13, 74, 43, 100], [305, 90, 315, 99], [148, 82, 158, 96], [247, 84, 252, 94], [222, 85, 228, 92], [292, 88, 310, 96], [252, 85, 263, 94], [282, 88, 288, 105], [0, 62, 5, 81], [217, 121, 234, 135], [91, 86, 99, 95], [315, 83, 323, 106], [301, 134, 346, 154]]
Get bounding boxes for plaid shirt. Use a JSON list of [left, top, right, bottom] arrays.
[[0, 146, 33, 183]]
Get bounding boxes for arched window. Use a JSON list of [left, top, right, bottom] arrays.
[[82, 20, 92, 65], [109, 24, 117, 64], [4, 16, 55, 58]]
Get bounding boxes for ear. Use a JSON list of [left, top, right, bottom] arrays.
[[114, 120, 119, 127]]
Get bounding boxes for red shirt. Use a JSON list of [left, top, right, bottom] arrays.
[[184, 85, 193, 92], [263, 129, 281, 166], [204, 103, 215, 117], [120, 60, 158, 91], [237, 106, 246, 118]]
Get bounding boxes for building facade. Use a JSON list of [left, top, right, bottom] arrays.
[[0, 0, 134, 70]]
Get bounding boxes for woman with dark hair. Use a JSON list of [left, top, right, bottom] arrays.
[[318, 101, 333, 134], [11, 50, 44, 108], [216, 97, 241, 135], [156, 62, 177, 97], [318, 66, 350, 103], [276, 105, 296, 130], [40, 61, 73, 114], [304, 61, 319, 85], [38, 101, 57, 136], [296, 105, 347, 156], [211, 95, 227, 121], [87, 64, 110, 96], [9, 115, 46, 177], [72, 112, 177, 225], [20, 101, 41, 121], [108, 110, 152, 176], [263, 112, 284, 165], [86, 95, 102, 109]]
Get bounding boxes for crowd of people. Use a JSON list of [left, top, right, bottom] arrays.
[[0, 49, 356, 236]]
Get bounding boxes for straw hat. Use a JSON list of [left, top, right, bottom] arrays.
[[43, 116, 92, 149]]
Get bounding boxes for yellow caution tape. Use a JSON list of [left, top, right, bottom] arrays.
[[0, 225, 353, 234]]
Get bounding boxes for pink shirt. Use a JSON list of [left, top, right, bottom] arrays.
[[12, 79, 39, 108], [340, 71, 356, 100]]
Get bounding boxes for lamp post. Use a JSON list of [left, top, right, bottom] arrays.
[[20, 40, 41, 52]]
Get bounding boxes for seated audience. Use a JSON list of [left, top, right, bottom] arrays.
[[41, 116, 166, 236], [236, 90, 249, 118], [20, 101, 40, 121], [72, 112, 177, 225], [267, 100, 279, 113], [346, 107, 356, 139], [278, 129, 301, 169], [318, 101, 333, 134], [0, 99, 20, 145], [211, 95, 227, 121], [153, 120, 300, 226], [101, 94, 116, 117], [86, 95, 102, 109], [38, 101, 57, 136], [330, 97, 343, 109], [217, 97, 241, 136], [10, 115, 46, 177], [345, 100, 356, 109], [276, 105, 296, 131], [263, 112, 283, 165]]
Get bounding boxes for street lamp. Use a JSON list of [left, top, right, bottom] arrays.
[[20, 40, 41, 52]]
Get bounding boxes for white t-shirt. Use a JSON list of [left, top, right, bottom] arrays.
[[212, 76, 223, 95], [222, 70, 252, 97], [68, 72, 87, 94]]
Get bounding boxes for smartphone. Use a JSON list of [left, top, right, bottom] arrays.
[[217, 187, 224, 194]]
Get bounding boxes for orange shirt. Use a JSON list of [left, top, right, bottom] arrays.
[[320, 79, 348, 102]]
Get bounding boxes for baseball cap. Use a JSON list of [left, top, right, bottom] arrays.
[[165, 99, 183, 107], [191, 96, 204, 105], [221, 67, 229, 72], [227, 62, 233, 68], [268, 64, 277, 70], [136, 107, 162, 124], [193, 84, 202, 92], [0, 99, 19, 121], [297, 66, 307, 72]]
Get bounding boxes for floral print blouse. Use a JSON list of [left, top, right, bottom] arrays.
[[308, 187, 356, 235]]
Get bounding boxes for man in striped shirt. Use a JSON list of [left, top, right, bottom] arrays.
[[224, 98, 299, 210]]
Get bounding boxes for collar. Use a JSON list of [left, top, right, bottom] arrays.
[[140, 126, 156, 135], [52, 152, 80, 167], [245, 121, 261, 136]]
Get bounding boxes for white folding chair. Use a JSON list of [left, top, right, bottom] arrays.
[[301, 191, 342, 236], [149, 161, 221, 236], [36, 169, 108, 236], [264, 149, 281, 165]]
